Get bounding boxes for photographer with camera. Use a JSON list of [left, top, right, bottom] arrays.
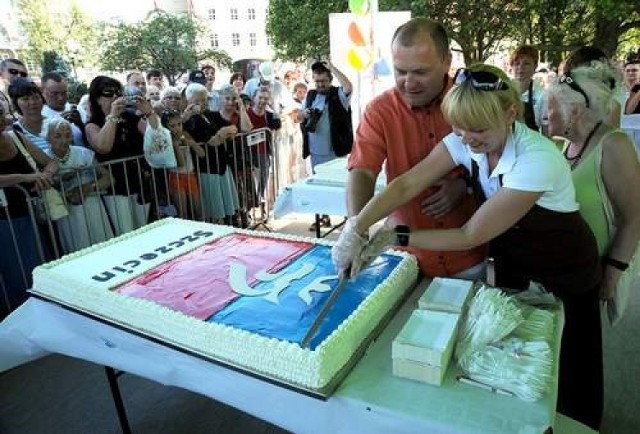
[[300, 60, 353, 230], [41, 72, 86, 147]]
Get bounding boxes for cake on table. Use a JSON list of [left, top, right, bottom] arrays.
[[32, 218, 418, 393]]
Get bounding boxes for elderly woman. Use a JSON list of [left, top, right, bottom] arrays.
[[85, 76, 159, 235], [217, 84, 254, 227], [154, 86, 182, 116], [562, 46, 622, 127], [547, 61, 640, 323], [0, 98, 57, 318], [182, 82, 240, 224], [8, 78, 50, 151], [44, 117, 113, 253], [333, 64, 604, 430]]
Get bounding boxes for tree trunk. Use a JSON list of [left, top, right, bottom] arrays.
[[593, 16, 621, 57]]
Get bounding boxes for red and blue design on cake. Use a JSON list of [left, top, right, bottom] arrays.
[[32, 218, 418, 391]]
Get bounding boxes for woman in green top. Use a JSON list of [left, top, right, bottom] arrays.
[[547, 61, 640, 320]]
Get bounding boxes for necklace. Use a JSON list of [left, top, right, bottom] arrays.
[[564, 121, 602, 169], [55, 147, 72, 164]]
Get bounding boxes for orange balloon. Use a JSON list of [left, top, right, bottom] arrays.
[[348, 22, 366, 46]]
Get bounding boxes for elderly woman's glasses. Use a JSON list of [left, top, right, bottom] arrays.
[[559, 74, 590, 108], [454, 68, 508, 91]]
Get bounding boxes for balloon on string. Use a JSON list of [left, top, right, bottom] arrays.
[[348, 22, 366, 46], [347, 47, 372, 71], [348, 0, 369, 16], [373, 58, 391, 76]]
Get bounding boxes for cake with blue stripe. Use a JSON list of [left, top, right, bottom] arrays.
[[32, 218, 418, 393]]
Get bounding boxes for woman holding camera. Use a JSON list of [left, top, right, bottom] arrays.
[[85, 76, 159, 235], [333, 64, 604, 430]]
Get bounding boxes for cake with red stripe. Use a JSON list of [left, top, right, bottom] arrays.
[[32, 218, 418, 391]]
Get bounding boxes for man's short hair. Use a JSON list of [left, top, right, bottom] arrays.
[[510, 45, 539, 66], [201, 64, 215, 73], [126, 71, 143, 82], [311, 61, 333, 81], [293, 82, 307, 92], [0, 58, 26, 70], [392, 18, 450, 60], [624, 58, 640, 67], [252, 87, 271, 100], [146, 69, 162, 81], [41, 71, 66, 85]]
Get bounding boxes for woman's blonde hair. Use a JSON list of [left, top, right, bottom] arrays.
[[442, 64, 523, 131]]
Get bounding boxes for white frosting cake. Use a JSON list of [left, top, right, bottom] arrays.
[[32, 218, 418, 391]]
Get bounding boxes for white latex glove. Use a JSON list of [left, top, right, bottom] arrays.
[[331, 216, 368, 279], [356, 224, 396, 269]]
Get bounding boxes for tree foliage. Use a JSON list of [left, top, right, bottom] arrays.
[[17, 0, 100, 73], [267, 0, 349, 62], [266, 0, 640, 68], [101, 11, 232, 85]]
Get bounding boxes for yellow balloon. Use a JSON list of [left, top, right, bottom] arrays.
[[347, 47, 371, 71]]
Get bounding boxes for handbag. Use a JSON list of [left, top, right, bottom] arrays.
[[7, 130, 69, 222], [143, 123, 177, 169]]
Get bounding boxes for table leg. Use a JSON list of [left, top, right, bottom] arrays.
[[104, 366, 132, 434]]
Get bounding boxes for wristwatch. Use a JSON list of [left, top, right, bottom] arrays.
[[394, 225, 410, 247]]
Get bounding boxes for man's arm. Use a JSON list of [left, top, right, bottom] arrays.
[[326, 61, 353, 96], [347, 168, 377, 216]]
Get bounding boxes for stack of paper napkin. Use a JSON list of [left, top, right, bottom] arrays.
[[392, 309, 460, 385]]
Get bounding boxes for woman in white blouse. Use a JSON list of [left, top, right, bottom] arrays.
[[332, 64, 603, 431]]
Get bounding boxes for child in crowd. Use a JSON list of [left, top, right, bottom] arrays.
[[160, 110, 203, 219]]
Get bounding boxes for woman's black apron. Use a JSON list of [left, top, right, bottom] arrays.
[[470, 161, 601, 293], [523, 81, 539, 132], [470, 161, 603, 430]]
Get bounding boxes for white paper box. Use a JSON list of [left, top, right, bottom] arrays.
[[418, 277, 475, 313], [392, 357, 445, 386], [392, 310, 459, 367]]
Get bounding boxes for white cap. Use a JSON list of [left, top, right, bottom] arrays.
[[259, 61, 275, 81]]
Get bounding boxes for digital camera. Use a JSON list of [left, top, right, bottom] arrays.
[[304, 108, 323, 132], [122, 85, 142, 108]]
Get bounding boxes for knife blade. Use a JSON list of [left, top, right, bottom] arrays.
[[301, 272, 350, 348]]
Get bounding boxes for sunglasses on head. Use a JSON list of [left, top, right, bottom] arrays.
[[454, 68, 509, 91], [100, 89, 122, 98], [559, 74, 590, 108], [8, 68, 27, 77]]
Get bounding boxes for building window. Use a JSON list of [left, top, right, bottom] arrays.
[[248, 8, 255, 20], [266, 35, 273, 46], [210, 34, 219, 48], [208, 9, 215, 20], [230, 8, 238, 20], [232, 33, 240, 47], [249, 33, 256, 47]]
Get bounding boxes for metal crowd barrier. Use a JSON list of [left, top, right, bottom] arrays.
[[0, 121, 309, 319]]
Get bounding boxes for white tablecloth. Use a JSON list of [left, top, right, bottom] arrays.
[[0, 279, 561, 434], [273, 158, 385, 219]]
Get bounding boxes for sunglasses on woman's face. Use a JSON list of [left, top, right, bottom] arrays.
[[8, 68, 27, 77], [100, 89, 122, 98], [454, 68, 509, 91]]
